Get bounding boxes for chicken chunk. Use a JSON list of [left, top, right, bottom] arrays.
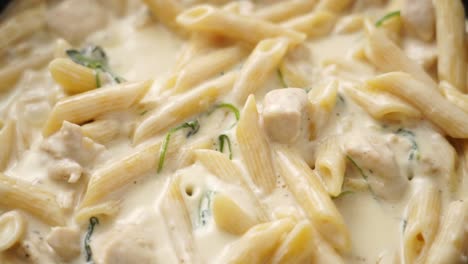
[[46, 227, 81, 261], [401, 0, 435, 41], [46, 0, 109, 43], [262, 88, 309, 144]]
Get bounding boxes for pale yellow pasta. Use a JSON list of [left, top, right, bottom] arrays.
[[80, 135, 184, 207], [278, 60, 310, 88], [194, 149, 268, 222], [212, 193, 258, 235], [236, 96, 277, 195], [364, 23, 437, 89], [335, 14, 364, 34], [220, 218, 295, 264], [345, 84, 422, 121], [308, 224, 344, 264], [0, 211, 25, 252], [281, 11, 336, 38], [81, 119, 120, 144], [48, 58, 97, 95], [403, 185, 441, 264], [167, 45, 246, 93], [0, 173, 65, 226], [74, 200, 121, 224], [315, 136, 346, 197], [161, 175, 198, 263], [274, 145, 351, 253], [269, 220, 315, 264], [433, 0, 466, 92], [316, 0, 353, 12], [0, 6, 45, 51], [176, 5, 306, 45], [133, 72, 236, 143], [256, 0, 317, 22], [233, 38, 289, 104], [308, 79, 338, 112], [43, 80, 151, 137], [367, 72, 468, 138], [0, 50, 53, 92], [439, 81, 468, 113], [142, 0, 185, 34], [426, 200, 468, 264], [0, 120, 15, 172], [175, 136, 214, 168], [52, 38, 72, 58]]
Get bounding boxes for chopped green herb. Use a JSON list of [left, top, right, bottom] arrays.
[[84, 217, 99, 263], [211, 103, 240, 128], [347, 156, 368, 180], [277, 68, 287, 88], [139, 110, 148, 116], [402, 218, 408, 233], [375, 11, 400, 27], [395, 128, 420, 161], [94, 69, 101, 88], [157, 120, 200, 173], [218, 134, 233, 159], [198, 190, 215, 227], [66, 45, 124, 85]]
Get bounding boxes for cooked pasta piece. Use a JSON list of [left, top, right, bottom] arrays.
[[281, 11, 336, 38], [335, 14, 364, 34], [316, 0, 353, 12], [0, 50, 53, 92], [403, 184, 441, 264], [0, 120, 15, 171], [134, 72, 236, 143], [74, 200, 121, 224], [175, 136, 214, 168], [269, 220, 315, 264], [48, 58, 97, 94], [220, 218, 295, 264], [142, 0, 185, 33], [308, 79, 338, 112], [81, 119, 120, 144], [176, 5, 306, 45], [212, 193, 258, 235], [0, 173, 65, 226], [439, 81, 468, 113], [236, 96, 277, 196], [43, 80, 151, 136], [426, 200, 468, 264], [194, 149, 268, 222], [315, 136, 346, 197], [401, 0, 435, 41], [0, 6, 45, 51], [0, 211, 26, 252], [256, 0, 317, 22], [161, 175, 198, 263], [433, 0, 466, 92], [53, 38, 72, 58], [345, 84, 421, 121], [367, 72, 468, 138], [167, 45, 246, 93], [364, 23, 437, 89], [233, 38, 289, 104], [274, 145, 351, 253]]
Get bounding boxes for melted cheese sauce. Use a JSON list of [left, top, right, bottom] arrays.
[[0, 0, 467, 263]]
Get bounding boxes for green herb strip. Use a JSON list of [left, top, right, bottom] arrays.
[[346, 155, 377, 198], [218, 134, 233, 160], [84, 217, 99, 263], [395, 128, 420, 161], [157, 120, 200, 173], [198, 191, 215, 227], [375, 11, 400, 27], [211, 103, 240, 128]]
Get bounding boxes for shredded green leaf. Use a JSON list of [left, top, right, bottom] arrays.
[[66, 45, 124, 85], [375, 11, 400, 27], [277, 68, 287, 88], [396, 128, 420, 161], [198, 190, 215, 227], [84, 217, 99, 263], [157, 120, 200, 173], [347, 156, 368, 180], [218, 134, 233, 159], [211, 103, 240, 128]]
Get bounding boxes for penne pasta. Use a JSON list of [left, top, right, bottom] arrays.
[[142, 0, 186, 34], [403, 184, 441, 264], [43, 80, 151, 137], [274, 145, 351, 253], [0, 120, 16, 172], [74, 200, 121, 224], [282, 11, 337, 38], [433, 0, 466, 92], [316, 0, 353, 13], [0, 211, 26, 252], [232, 38, 289, 104], [367, 72, 468, 138], [256, 0, 317, 22], [48, 58, 97, 95], [81, 119, 120, 144], [212, 193, 258, 235], [439, 81, 468, 113], [0, 173, 65, 226], [236, 96, 277, 196], [315, 136, 346, 197], [176, 5, 306, 45], [134, 71, 236, 143]]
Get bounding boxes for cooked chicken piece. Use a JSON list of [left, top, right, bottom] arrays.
[[401, 0, 435, 41], [48, 158, 82, 183], [262, 88, 309, 144], [46, 227, 81, 261], [46, 0, 109, 43], [345, 134, 408, 200]]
